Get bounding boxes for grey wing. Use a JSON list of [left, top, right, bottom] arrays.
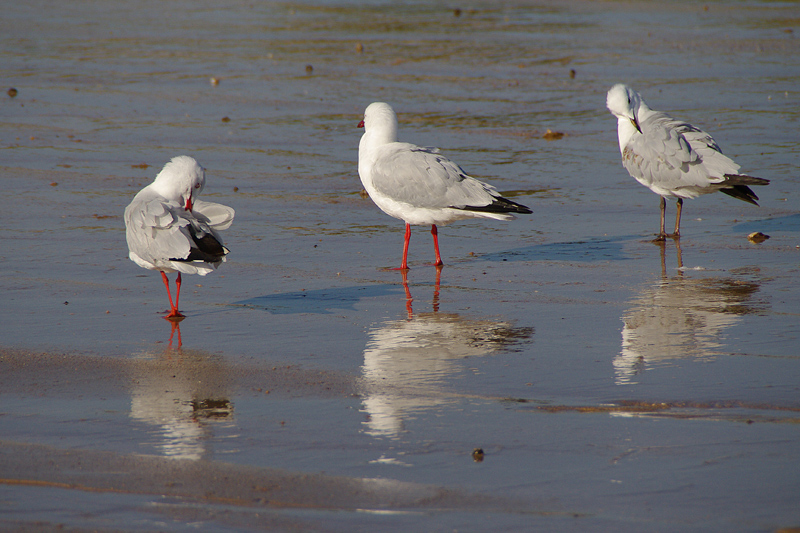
[[371, 144, 499, 209], [124, 196, 191, 263], [678, 124, 740, 178], [192, 200, 235, 231], [625, 113, 737, 192]]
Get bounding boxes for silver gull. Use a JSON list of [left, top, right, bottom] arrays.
[[124, 156, 234, 319], [357, 102, 531, 269], [606, 84, 769, 240]]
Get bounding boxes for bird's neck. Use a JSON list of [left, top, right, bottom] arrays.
[[636, 102, 655, 122], [617, 117, 638, 153], [150, 179, 185, 205], [360, 126, 396, 157], [370, 125, 397, 146]]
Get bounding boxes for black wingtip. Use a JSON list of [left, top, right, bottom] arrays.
[[458, 196, 532, 215], [719, 185, 760, 206], [173, 226, 228, 263], [718, 174, 768, 206], [723, 174, 770, 187]]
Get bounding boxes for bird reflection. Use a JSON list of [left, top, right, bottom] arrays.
[[400, 266, 442, 317], [361, 269, 533, 438], [615, 240, 764, 385], [166, 317, 183, 348], [129, 340, 234, 460]]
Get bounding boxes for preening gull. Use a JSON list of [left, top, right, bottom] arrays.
[[357, 102, 531, 269], [124, 156, 234, 318], [606, 84, 769, 240]]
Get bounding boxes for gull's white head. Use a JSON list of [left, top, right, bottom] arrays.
[[152, 155, 205, 211], [607, 84, 645, 151], [359, 102, 399, 145], [607, 84, 644, 128]]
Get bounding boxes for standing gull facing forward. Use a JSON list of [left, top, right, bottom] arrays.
[[606, 84, 769, 240], [124, 156, 235, 318], [358, 102, 531, 269]]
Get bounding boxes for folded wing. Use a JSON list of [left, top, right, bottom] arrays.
[[372, 144, 528, 213], [125, 195, 234, 274], [624, 112, 743, 197]]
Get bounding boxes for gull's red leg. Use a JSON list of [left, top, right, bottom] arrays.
[[161, 271, 176, 312], [395, 223, 411, 270], [174, 273, 182, 311], [431, 225, 443, 267], [162, 271, 185, 319]]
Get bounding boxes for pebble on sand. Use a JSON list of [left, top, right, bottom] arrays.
[[543, 129, 564, 141]]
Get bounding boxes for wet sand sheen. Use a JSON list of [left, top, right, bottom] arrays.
[[4, 345, 798, 529]]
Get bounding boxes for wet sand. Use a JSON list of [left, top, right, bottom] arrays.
[[2, 0, 800, 531]]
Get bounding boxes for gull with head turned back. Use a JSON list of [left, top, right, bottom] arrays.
[[124, 156, 235, 319], [606, 84, 769, 241], [357, 102, 531, 270]]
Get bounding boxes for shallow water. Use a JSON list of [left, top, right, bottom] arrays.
[[1, 0, 799, 531]]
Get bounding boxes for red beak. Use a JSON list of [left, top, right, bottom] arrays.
[[357, 119, 364, 128], [185, 197, 193, 211]]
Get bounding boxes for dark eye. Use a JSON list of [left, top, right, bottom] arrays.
[[194, 184, 201, 189]]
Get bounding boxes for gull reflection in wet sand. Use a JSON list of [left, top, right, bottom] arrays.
[[616, 240, 765, 385], [166, 317, 183, 348], [361, 268, 534, 438], [130, 325, 234, 460]]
